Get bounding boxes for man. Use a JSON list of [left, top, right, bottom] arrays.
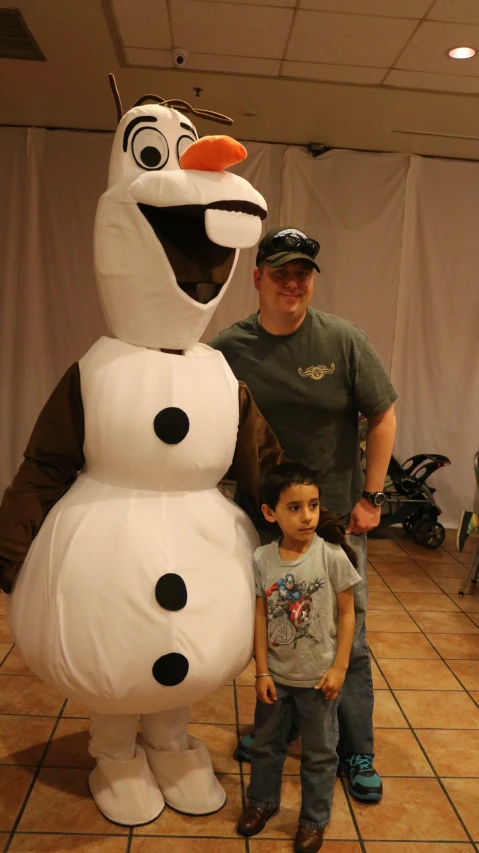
[[209, 227, 397, 804]]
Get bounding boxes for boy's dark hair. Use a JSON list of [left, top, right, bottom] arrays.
[[260, 462, 321, 510]]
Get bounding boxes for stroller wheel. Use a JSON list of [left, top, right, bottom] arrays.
[[414, 520, 445, 549]]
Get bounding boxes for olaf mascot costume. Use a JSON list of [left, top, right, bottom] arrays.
[[0, 79, 356, 828]]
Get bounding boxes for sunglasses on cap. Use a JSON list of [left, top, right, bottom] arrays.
[[256, 228, 320, 265]]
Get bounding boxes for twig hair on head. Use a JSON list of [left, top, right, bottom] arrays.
[[108, 73, 233, 127]]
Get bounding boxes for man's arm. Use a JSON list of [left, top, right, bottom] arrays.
[[346, 404, 396, 535]]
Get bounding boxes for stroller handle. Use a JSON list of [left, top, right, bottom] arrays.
[[401, 454, 451, 486]]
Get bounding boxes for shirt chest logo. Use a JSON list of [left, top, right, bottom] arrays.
[[298, 363, 335, 380]]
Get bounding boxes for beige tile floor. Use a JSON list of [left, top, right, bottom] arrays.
[[0, 528, 478, 853]]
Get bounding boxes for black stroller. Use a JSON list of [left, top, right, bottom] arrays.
[[359, 421, 451, 549]]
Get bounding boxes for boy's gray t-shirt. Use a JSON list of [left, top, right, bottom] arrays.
[[254, 534, 361, 688], [209, 308, 397, 521]]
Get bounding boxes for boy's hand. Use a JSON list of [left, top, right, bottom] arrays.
[[255, 675, 277, 704], [315, 665, 346, 700]]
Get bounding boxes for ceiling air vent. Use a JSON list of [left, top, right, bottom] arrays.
[[0, 8, 45, 61]]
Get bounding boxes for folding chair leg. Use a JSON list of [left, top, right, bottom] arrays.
[[459, 543, 479, 596]]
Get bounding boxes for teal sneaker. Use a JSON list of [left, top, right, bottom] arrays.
[[234, 726, 300, 763], [339, 754, 383, 803]]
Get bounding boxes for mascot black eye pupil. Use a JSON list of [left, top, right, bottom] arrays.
[[132, 126, 168, 170], [141, 146, 161, 168]]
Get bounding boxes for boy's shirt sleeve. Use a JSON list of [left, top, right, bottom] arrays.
[[327, 543, 362, 593], [253, 550, 265, 598]]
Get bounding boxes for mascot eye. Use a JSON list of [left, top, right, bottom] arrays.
[[132, 127, 169, 170], [177, 135, 195, 164]]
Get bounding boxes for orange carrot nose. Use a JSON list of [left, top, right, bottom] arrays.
[[179, 135, 247, 172]]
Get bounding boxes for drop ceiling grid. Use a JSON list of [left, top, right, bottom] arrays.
[[112, 0, 479, 96], [299, 0, 434, 18]]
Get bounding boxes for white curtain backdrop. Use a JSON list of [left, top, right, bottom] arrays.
[[391, 155, 479, 523], [280, 148, 410, 372], [1, 128, 478, 526]]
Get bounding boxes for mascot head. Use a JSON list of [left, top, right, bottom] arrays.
[[94, 76, 267, 351]]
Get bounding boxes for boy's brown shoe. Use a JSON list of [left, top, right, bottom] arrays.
[[294, 825, 325, 853], [237, 804, 278, 837]]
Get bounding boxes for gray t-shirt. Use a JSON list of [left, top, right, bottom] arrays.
[[210, 308, 397, 521], [254, 534, 361, 688]]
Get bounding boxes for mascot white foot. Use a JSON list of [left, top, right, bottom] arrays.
[[89, 745, 165, 827]]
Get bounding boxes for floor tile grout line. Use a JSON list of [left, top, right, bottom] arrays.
[[2, 830, 130, 837], [367, 553, 479, 706], [3, 698, 68, 853], [0, 644, 14, 667], [2, 761, 478, 778], [0, 711, 65, 718], [338, 774, 366, 852], [368, 645, 477, 845]]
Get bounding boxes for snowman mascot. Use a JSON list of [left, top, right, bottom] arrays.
[[0, 80, 356, 828]]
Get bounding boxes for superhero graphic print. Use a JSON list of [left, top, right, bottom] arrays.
[[266, 572, 325, 650]]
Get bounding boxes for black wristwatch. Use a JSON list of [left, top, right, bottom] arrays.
[[362, 490, 386, 507]]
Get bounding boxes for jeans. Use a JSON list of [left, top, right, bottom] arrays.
[[247, 682, 339, 829], [338, 532, 374, 758], [257, 528, 374, 759]]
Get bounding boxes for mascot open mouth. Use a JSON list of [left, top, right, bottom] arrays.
[[138, 202, 265, 304]]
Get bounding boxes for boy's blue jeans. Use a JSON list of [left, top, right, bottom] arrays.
[[247, 683, 339, 828]]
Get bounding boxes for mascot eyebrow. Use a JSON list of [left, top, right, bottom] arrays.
[[122, 117, 199, 153], [123, 116, 157, 152]]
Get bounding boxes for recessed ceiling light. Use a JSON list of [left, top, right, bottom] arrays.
[[448, 46, 476, 59]]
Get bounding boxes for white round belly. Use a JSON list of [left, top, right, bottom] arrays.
[[7, 476, 257, 713]]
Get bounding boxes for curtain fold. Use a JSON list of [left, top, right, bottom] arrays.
[[1, 128, 477, 526]]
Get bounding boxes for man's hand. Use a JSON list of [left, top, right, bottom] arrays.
[[255, 675, 277, 704], [346, 498, 381, 535], [315, 665, 346, 700]]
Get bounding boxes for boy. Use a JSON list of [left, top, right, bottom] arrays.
[[237, 462, 361, 853]]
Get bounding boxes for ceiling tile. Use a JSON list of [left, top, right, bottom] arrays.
[[386, 68, 479, 93], [301, 0, 431, 17], [123, 47, 173, 67], [171, 0, 293, 58], [282, 60, 386, 83], [428, 0, 479, 25], [287, 10, 418, 67], [182, 53, 281, 74], [396, 20, 479, 75], [111, 0, 171, 49]]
